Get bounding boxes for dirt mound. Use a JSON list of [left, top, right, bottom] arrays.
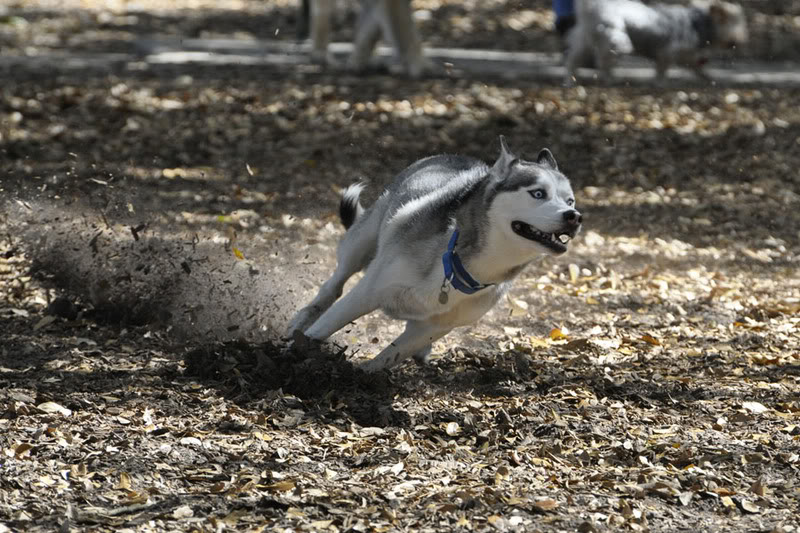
[[183, 340, 407, 427]]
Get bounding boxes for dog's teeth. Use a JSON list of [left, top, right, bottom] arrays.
[[559, 234, 570, 244]]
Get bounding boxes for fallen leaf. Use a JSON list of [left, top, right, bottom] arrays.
[[742, 401, 769, 414], [33, 316, 57, 331], [14, 443, 34, 458], [445, 422, 460, 436], [569, 263, 580, 283], [37, 402, 72, 417], [738, 498, 760, 514], [117, 472, 132, 490], [507, 295, 529, 317], [265, 480, 296, 493], [640, 334, 661, 346], [173, 505, 194, 519], [209, 482, 226, 493], [720, 495, 735, 508], [532, 498, 559, 512]]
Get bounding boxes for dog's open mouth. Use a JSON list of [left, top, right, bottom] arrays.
[[511, 221, 573, 254]]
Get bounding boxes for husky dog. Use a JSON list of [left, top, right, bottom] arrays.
[[565, 0, 748, 83], [288, 137, 582, 373], [306, 0, 427, 78]]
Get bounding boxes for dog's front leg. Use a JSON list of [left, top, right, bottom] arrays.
[[361, 320, 450, 373], [287, 266, 359, 335], [303, 272, 380, 340], [287, 275, 346, 336]]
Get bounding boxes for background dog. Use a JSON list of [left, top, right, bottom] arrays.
[[565, 0, 749, 83], [288, 137, 582, 372], [303, 0, 427, 77]]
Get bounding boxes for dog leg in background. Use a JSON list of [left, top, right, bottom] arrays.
[[380, 0, 426, 78], [310, 0, 334, 64], [297, 0, 311, 39], [350, 0, 426, 77], [687, 60, 712, 83], [361, 320, 451, 373], [563, 23, 588, 85], [349, 0, 384, 72]]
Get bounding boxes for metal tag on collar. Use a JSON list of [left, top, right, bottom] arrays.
[[439, 278, 451, 305]]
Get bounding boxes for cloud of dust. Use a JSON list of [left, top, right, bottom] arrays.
[[3, 190, 312, 344]]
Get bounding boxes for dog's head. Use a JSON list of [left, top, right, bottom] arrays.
[[705, 0, 749, 48], [488, 136, 581, 256]]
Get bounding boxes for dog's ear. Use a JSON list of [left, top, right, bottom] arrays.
[[708, 0, 734, 22], [492, 135, 518, 176], [536, 148, 558, 170], [708, 2, 726, 22]]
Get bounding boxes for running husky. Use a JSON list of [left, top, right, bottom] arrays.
[[288, 137, 582, 372]]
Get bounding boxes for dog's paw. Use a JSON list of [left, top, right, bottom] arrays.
[[289, 328, 320, 354], [412, 345, 432, 366], [310, 51, 341, 68], [405, 57, 434, 79], [286, 307, 318, 338], [360, 357, 390, 374]]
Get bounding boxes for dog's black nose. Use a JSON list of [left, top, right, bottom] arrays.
[[563, 209, 582, 226]]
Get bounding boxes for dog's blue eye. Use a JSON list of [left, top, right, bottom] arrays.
[[529, 189, 546, 200]]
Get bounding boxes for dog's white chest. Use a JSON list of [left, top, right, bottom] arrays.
[[379, 267, 504, 328]]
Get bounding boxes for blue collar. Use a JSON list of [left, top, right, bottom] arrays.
[[441, 229, 493, 295]]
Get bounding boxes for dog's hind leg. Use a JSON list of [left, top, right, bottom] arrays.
[[361, 320, 451, 373], [596, 25, 632, 82], [363, 322, 435, 373], [287, 221, 377, 335]]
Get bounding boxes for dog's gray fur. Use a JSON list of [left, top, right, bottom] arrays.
[[288, 137, 582, 372], [565, 0, 748, 83]]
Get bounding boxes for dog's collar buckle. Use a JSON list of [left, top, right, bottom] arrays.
[[441, 229, 493, 302]]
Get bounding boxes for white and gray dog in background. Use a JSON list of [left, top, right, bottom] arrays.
[[288, 137, 582, 372], [565, 0, 748, 83]]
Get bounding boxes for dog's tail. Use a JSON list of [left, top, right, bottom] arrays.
[[339, 182, 366, 230]]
